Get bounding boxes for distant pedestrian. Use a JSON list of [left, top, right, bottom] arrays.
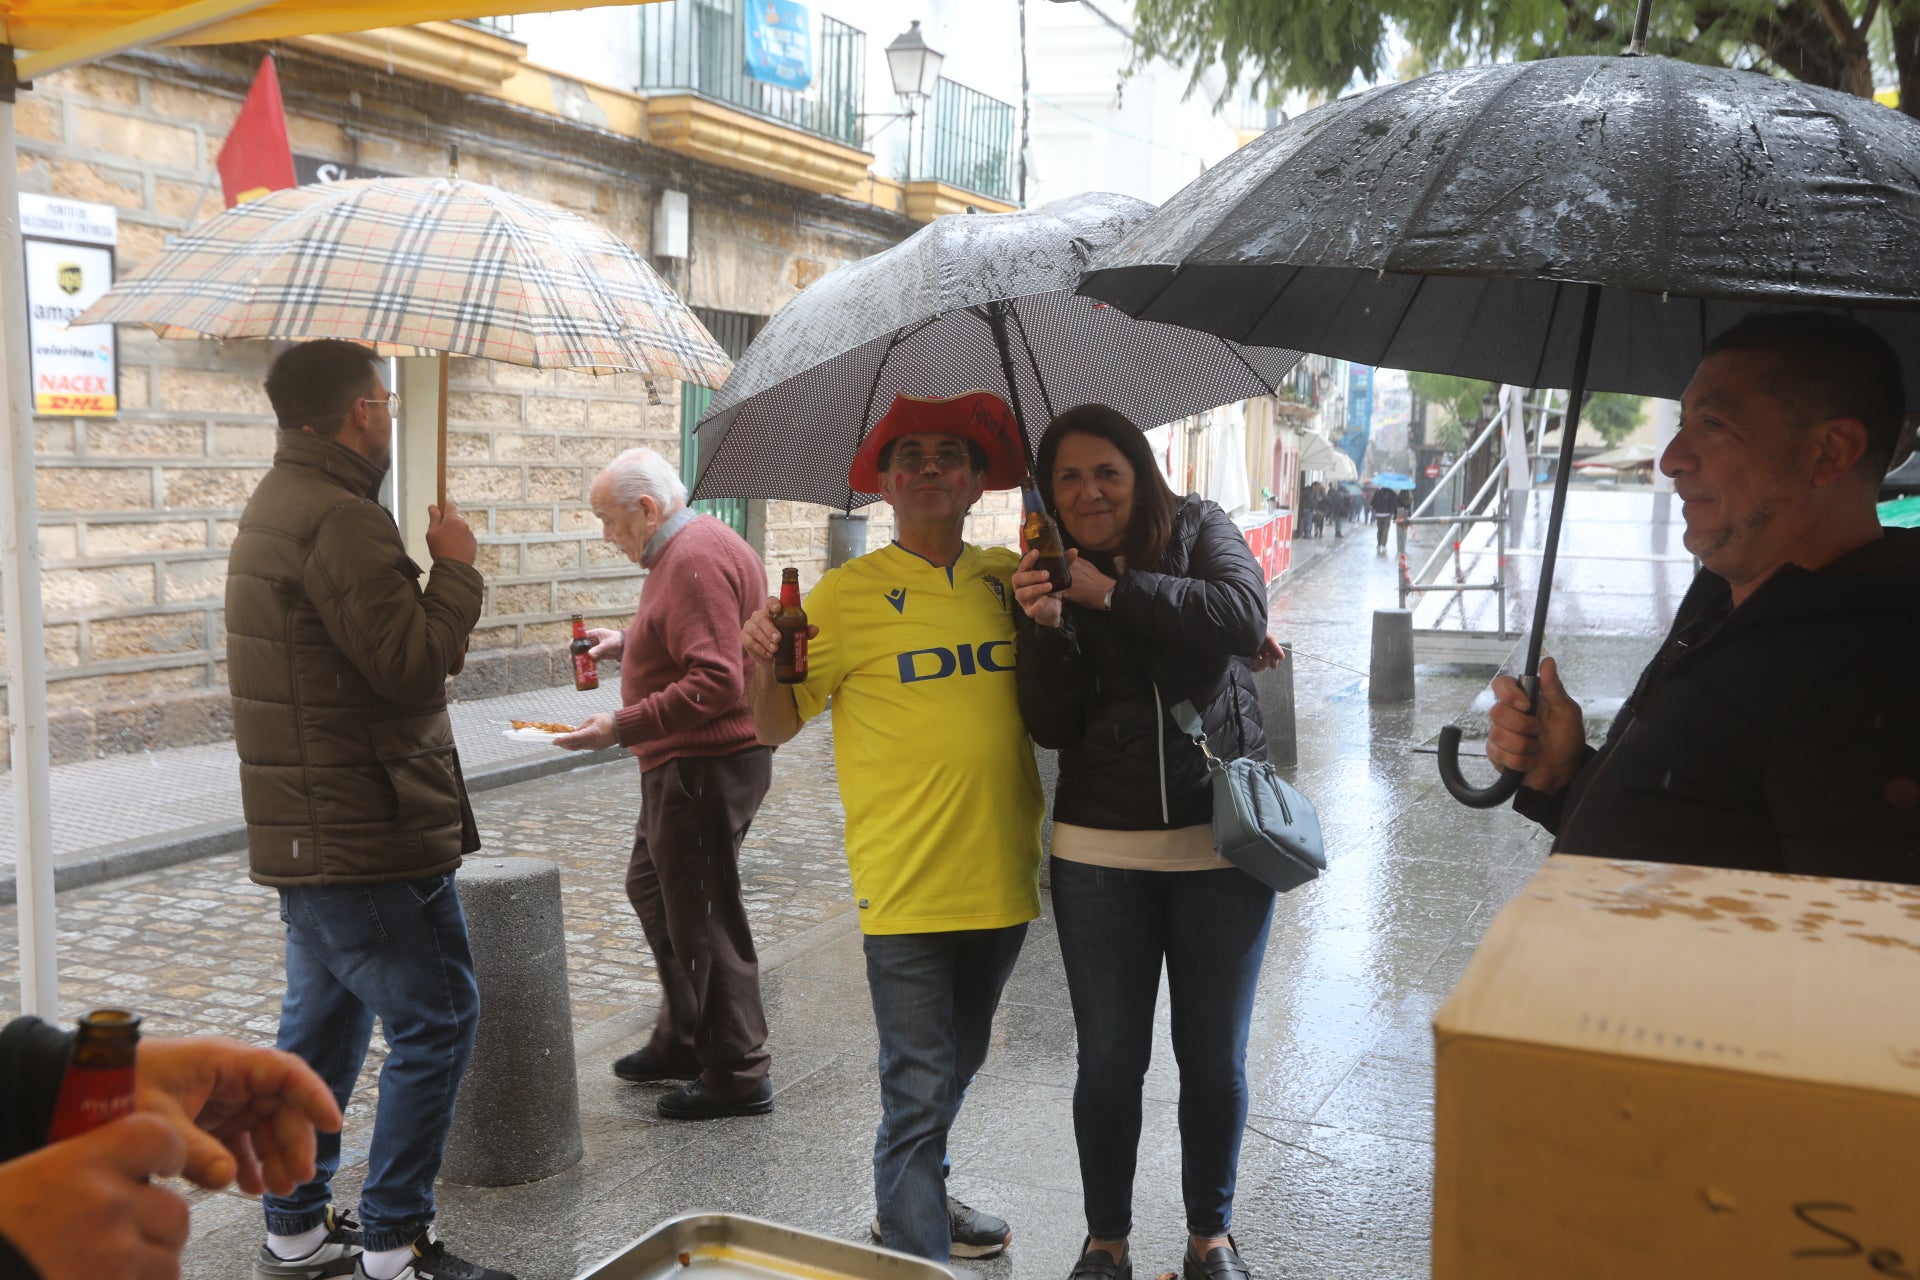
[[1011, 405, 1277, 1280], [742, 391, 1040, 1265], [1487, 311, 1920, 882], [1371, 484, 1402, 554], [555, 448, 775, 1120], [230, 339, 512, 1280]]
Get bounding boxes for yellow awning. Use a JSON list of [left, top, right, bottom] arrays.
[[4, 0, 658, 80]]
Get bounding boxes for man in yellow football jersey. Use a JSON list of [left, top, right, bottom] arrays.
[[743, 390, 1043, 1264]]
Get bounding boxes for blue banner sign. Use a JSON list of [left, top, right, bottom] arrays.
[[745, 0, 813, 92], [1343, 365, 1375, 473]]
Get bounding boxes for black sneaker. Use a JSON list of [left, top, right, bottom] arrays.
[[1182, 1238, 1249, 1280], [612, 1047, 701, 1085], [352, 1230, 515, 1280], [657, 1077, 773, 1120], [946, 1196, 1012, 1259], [1068, 1239, 1130, 1280], [255, 1207, 362, 1280]]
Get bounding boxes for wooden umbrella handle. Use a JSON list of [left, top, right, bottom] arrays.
[[436, 350, 449, 510]]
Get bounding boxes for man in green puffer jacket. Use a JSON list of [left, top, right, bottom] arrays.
[[227, 340, 511, 1280]]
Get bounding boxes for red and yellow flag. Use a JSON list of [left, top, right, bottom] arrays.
[[216, 55, 297, 208]]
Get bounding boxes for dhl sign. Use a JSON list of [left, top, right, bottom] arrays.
[[36, 393, 117, 414]]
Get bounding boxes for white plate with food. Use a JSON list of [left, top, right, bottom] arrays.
[[502, 719, 575, 744]]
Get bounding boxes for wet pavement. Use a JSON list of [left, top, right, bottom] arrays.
[[0, 517, 1679, 1280]]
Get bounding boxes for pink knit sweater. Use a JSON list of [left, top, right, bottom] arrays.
[[614, 515, 765, 773]]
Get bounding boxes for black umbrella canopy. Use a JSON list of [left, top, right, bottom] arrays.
[[692, 192, 1302, 509], [1081, 55, 1920, 399]]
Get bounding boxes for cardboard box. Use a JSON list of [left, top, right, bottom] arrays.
[[1434, 854, 1920, 1277]]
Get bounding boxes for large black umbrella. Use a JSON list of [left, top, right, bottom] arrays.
[[1080, 23, 1920, 807], [690, 192, 1302, 509]]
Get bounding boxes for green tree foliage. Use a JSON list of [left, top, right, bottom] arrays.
[[1406, 372, 1490, 452], [1408, 374, 1644, 450], [1583, 392, 1646, 446], [1131, 0, 1920, 121]]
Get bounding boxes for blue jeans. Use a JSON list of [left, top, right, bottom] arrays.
[[1050, 859, 1274, 1239], [264, 873, 480, 1252], [863, 924, 1027, 1263]]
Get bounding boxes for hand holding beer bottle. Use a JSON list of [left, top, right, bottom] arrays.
[[743, 568, 819, 674], [1019, 478, 1074, 593]]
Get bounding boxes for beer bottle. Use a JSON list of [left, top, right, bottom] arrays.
[[1020, 478, 1074, 593], [45, 1009, 141, 1142], [773, 567, 808, 685], [569, 614, 599, 692]]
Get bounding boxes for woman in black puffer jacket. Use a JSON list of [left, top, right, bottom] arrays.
[[1012, 405, 1277, 1280]]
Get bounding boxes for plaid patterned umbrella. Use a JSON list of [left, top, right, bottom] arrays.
[[76, 176, 729, 387]]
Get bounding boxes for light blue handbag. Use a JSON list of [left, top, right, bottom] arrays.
[[1168, 698, 1326, 893]]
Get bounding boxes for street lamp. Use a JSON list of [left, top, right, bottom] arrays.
[[863, 20, 945, 182]]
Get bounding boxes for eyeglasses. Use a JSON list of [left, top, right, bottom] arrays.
[[890, 446, 970, 473], [360, 392, 401, 416]]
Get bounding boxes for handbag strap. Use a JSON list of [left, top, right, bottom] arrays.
[[1165, 698, 1226, 773]]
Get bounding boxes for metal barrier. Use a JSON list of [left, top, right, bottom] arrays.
[[1394, 389, 1563, 664], [918, 77, 1016, 202], [637, 0, 867, 148]]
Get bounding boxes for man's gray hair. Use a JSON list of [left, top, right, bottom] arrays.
[[603, 447, 688, 513]]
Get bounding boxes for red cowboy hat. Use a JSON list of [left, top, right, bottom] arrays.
[[848, 390, 1029, 494]]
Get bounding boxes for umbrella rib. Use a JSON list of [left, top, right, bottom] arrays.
[[1007, 302, 1057, 423], [1528, 280, 1567, 391]]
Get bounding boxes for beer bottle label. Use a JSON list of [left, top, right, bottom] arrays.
[[45, 1065, 136, 1141], [573, 651, 598, 687]]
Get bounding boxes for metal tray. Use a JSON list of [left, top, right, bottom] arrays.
[[574, 1213, 956, 1280]]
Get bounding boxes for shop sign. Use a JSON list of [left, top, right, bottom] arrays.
[[745, 0, 813, 92], [18, 194, 118, 418]]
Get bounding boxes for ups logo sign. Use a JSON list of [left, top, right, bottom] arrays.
[[896, 641, 1014, 684], [57, 263, 83, 295]]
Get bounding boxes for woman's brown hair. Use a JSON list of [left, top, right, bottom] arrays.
[[1035, 404, 1179, 572]]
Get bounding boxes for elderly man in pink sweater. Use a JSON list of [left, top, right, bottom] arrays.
[[555, 447, 776, 1120]]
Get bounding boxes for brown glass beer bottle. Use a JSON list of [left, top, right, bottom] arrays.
[[569, 614, 599, 691], [1020, 478, 1074, 593], [773, 568, 808, 685], [45, 1009, 142, 1141]]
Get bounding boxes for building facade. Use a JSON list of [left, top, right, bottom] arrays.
[[8, 8, 1026, 761]]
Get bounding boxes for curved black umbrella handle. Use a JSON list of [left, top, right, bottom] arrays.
[[1436, 727, 1522, 808], [1436, 673, 1537, 808]]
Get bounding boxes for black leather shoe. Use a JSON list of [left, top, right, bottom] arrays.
[[612, 1048, 700, 1085], [1068, 1240, 1130, 1280], [1182, 1238, 1249, 1280], [657, 1077, 773, 1119]]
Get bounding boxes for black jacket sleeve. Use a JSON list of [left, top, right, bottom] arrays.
[[1, 1015, 72, 1161], [1015, 611, 1092, 749], [1108, 504, 1267, 661], [1511, 745, 1599, 835]]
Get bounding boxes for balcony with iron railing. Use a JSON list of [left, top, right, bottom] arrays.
[[634, 0, 870, 194], [914, 76, 1016, 205]]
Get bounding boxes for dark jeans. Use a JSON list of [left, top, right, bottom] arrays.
[[1376, 514, 1394, 550], [628, 747, 774, 1092], [265, 873, 479, 1252], [1051, 859, 1275, 1239], [863, 924, 1028, 1262]]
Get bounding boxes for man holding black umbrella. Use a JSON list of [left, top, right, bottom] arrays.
[[742, 391, 1041, 1265], [1486, 312, 1920, 884]]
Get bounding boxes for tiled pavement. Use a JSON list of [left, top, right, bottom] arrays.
[[0, 683, 631, 885], [0, 513, 1671, 1280]]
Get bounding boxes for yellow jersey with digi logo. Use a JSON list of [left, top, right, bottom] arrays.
[[792, 541, 1042, 935]]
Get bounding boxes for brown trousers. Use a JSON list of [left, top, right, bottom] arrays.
[[628, 746, 774, 1093]]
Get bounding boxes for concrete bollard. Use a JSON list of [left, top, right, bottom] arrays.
[[1369, 610, 1416, 703], [1253, 644, 1298, 767], [440, 857, 583, 1187]]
